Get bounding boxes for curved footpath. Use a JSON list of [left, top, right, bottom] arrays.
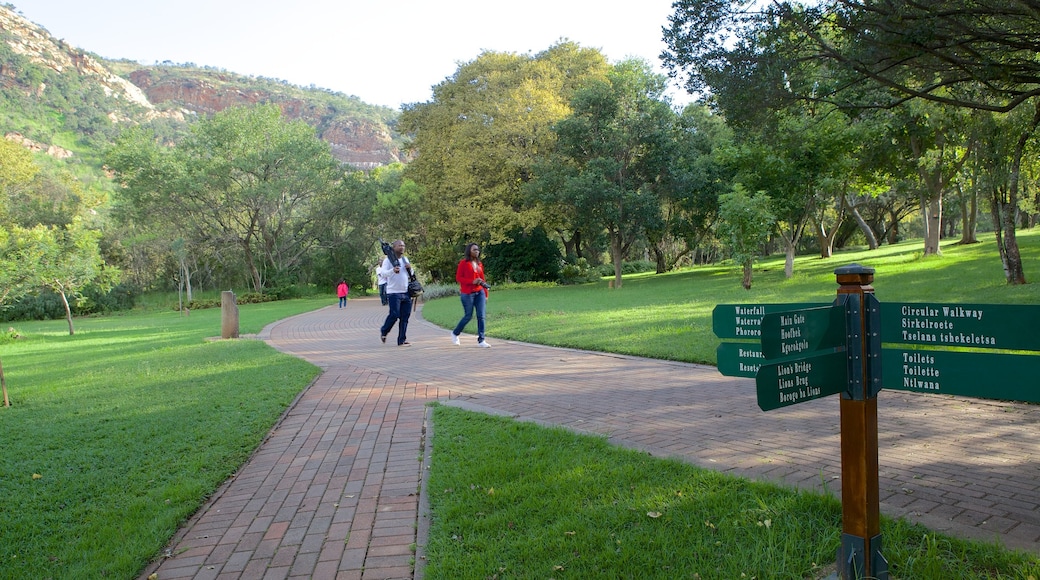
[[140, 297, 1040, 579]]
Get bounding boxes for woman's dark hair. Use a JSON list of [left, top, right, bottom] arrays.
[[463, 243, 480, 260]]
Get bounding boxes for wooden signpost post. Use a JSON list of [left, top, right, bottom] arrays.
[[713, 264, 1040, 579]]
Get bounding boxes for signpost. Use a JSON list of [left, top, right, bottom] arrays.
[[882, 348, 1040, 401], [880, 302, 1040, 352], [713, 266, 1040, 580], [755, 350, 846, 411], [715, 266, 888, 580], [714, 303, 827, 378]]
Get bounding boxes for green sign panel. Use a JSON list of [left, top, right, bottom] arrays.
[[717, 343, 765, 378], [880, 303, 1040, 351], [761, 304, 845, 360], [882, 348, 1040, 403], [756, 350, 847, 411], [712, 303, 827, 340]]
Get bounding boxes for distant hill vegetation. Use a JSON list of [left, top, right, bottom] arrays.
[[0, 4, 404, 174]]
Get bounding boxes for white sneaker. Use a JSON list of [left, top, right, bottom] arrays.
[[477, 340, 491, 348], [451, 334, 460, 346]]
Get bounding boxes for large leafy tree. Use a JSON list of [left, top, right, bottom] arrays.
[[663, 0, 1037, 283], [658, 104, 734, 269], [532, 59, 675, 289], [398, 41, 610, 273], [108, 104, 343, 292]]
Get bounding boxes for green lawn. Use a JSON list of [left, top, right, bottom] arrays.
[[424, 405, 1040, 579], [2, 231, 1039, 578], [421, 230, 1040, 364], [0, 298, 328, 579]]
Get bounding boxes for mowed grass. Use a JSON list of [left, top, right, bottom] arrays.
[[2, 231, 1039, 578], [0, 298, 329, 579], [421, 230, 1040, 364], [419, 230, 1040, 578], [425, 405, 1040, 579]]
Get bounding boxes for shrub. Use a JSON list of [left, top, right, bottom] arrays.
[[596, 260, 657, 277], [484, 227, 562, 283], [560, 257, 601, 285]]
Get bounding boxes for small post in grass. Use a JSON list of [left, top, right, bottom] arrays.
[[221, 291, 239, 339], [1, 356, 8, 407]]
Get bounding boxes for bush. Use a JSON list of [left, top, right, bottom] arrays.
[[560, 257, 602, 285], [483, 227, 562, 283], [418, 283, 459, 301], [596, 260, 657, 277], [0, 283, 139, 322], [182, 291, 275, 311]]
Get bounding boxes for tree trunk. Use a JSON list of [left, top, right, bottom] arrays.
[[610, 230, 624, 289], [180, 256, 194, 302], [887, 209, 900, 244], [997, 103, 1038, 285], [742, 259, 753, 290], [652, 244, 666, 274], [924, 194, 943, 255], [849, 203, 878, 249], [60, 290, 74, 336], [959, 184, 978, 244]]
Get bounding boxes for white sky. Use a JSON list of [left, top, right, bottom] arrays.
[[12, 0, 694, 111]]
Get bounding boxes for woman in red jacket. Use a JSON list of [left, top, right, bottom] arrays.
[[451, 243, 490, 347]]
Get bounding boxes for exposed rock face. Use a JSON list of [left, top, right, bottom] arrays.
[[126, 71, 400, 168], [5, 132, 73, 159], [0, 7, 154, 110], [1, 6, 401, 169]]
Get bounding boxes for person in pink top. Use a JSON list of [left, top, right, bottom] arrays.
[[336, 279, 349, 308], [450, 243, 490, 347]]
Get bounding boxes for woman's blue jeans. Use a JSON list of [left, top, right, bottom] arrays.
[[452, 290, 486, 342]]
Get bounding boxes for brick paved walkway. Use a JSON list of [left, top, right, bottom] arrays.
[[140, 297, 1040, 579]]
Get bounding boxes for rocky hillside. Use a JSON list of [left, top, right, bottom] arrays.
[[0, 5, 402, 168]]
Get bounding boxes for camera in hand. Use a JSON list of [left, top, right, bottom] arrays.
[[378, 238, 400, 268], [478, 281, 491, 289]]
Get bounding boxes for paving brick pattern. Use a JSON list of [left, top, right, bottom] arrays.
[[140, 297, 1040, 579]]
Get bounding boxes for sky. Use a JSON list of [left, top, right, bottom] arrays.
[[12, 0, 694, 111]]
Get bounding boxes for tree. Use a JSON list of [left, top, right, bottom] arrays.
[[718, 185, 776, 289], [657, 104, 734, 270], [534, 59, 675, 289], [663, 0, 1036, 283], [108, 105, 344, 292], [398, 41, 610, 258]]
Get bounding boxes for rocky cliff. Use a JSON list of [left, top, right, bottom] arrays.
[[0, 5, 401, 168], [125, 69, 400, 168]]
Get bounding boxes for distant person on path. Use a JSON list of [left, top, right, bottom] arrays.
[[336, 279, 349, 308], [376, 262, 388, 306], [378, 239, 414, 346], [451, 243, 491, 348]]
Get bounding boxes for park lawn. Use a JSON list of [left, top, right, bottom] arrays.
[[424, 404, 1040, 579], [2, 231, 1039, 578], [0, 298, 328, 579], [420, 229, 1040, 364]]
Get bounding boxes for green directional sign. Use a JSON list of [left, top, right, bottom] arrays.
[[712, 303, 827, 340], [717, 343, 765, 378], [760, 303, 845, 360], [882, 348, 1040, 403], [755, 350, 847, 411], [880, 303, 1040, 351]]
